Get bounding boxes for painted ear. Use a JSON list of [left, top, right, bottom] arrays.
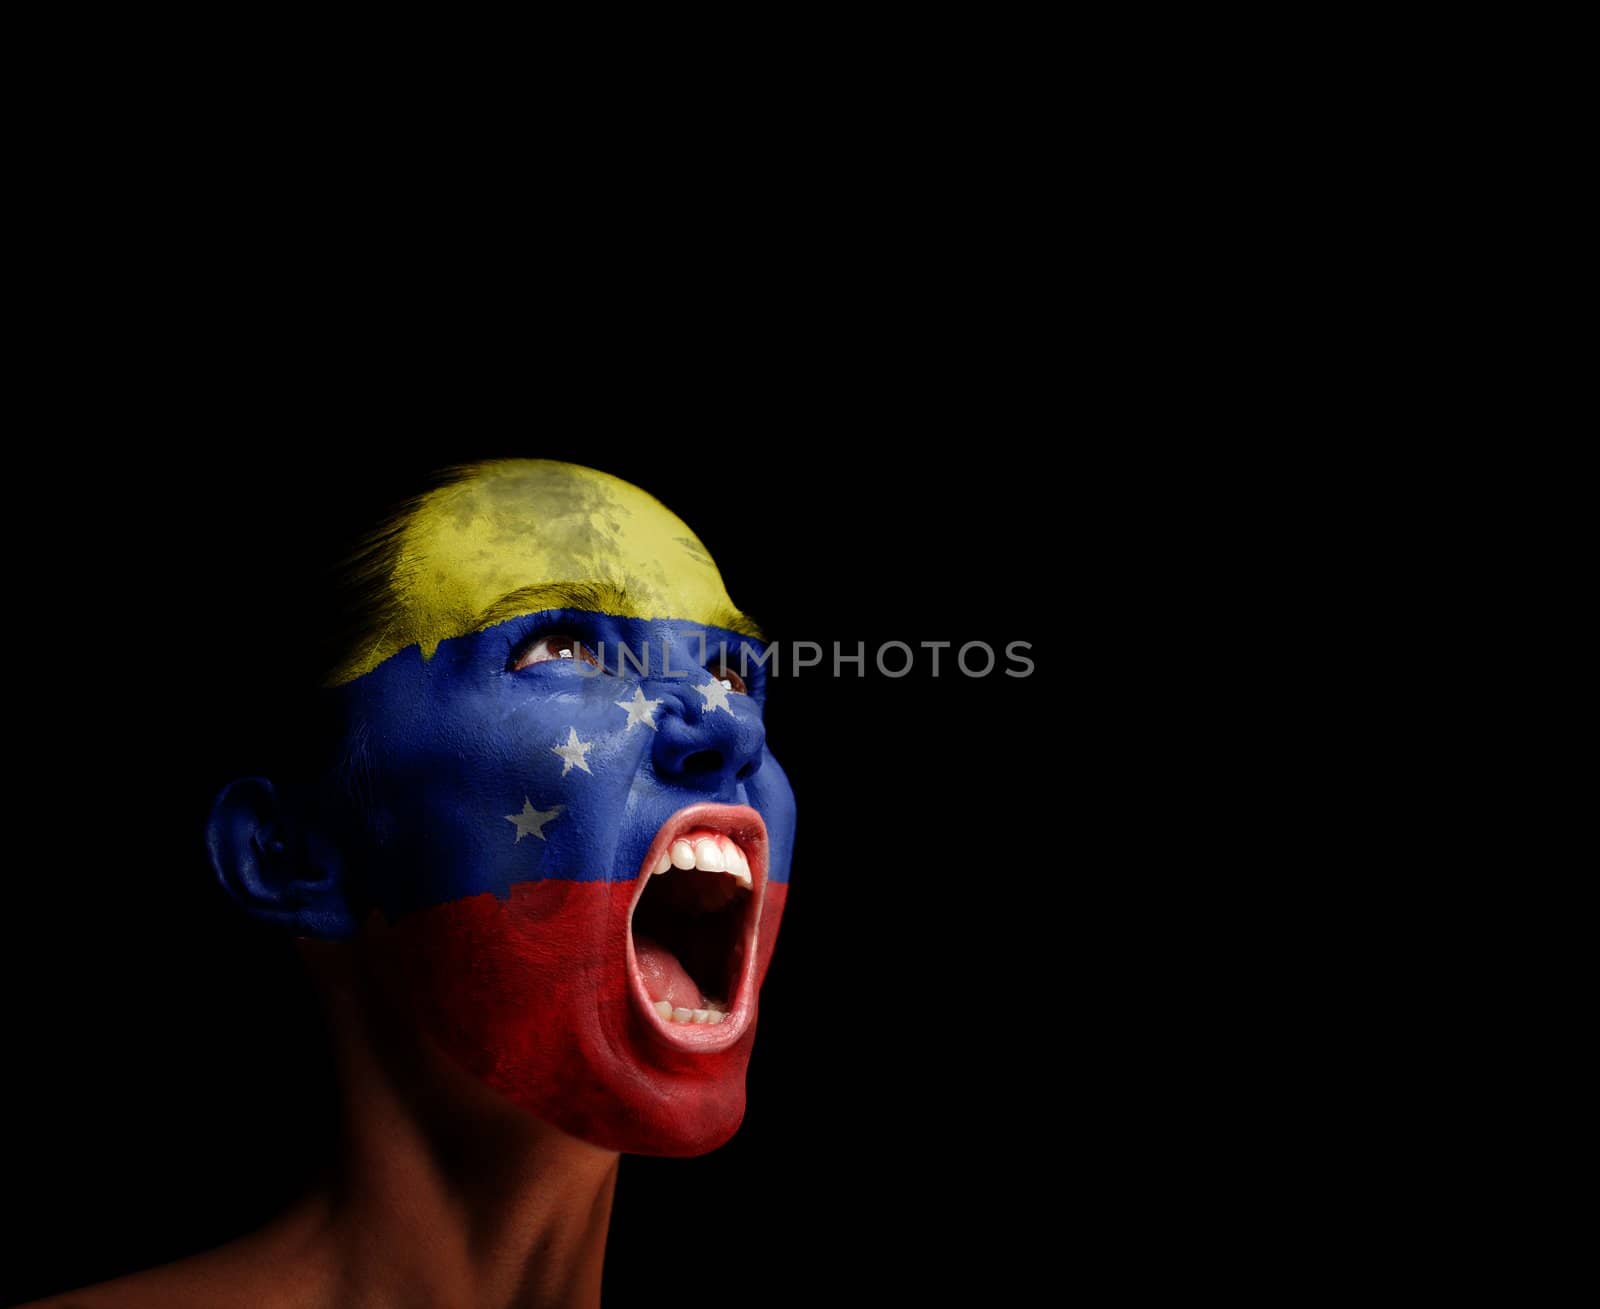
[[207, 777, 356, 939]]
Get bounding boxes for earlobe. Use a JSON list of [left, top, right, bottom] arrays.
[[207, 777, 356, 940]]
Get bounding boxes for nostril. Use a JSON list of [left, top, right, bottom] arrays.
[[681, 750, 723, 775], [735, 760, 758, 781]]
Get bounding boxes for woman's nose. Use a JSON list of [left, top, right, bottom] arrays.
[[650, 679, 765, 794]]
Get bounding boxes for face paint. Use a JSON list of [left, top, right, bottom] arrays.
[[328, 459, 761, 686], [323, 463, 797, 1156]]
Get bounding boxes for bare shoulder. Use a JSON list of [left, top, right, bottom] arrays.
[[20, 1255, 300, 1309], [18, 1211, 335, 1309], [17, 1259, 210, 1308]]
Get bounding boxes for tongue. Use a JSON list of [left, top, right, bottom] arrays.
[[634, 934, 705, 1009]]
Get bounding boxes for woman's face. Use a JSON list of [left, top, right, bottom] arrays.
[[323, 463, 796, 1155]]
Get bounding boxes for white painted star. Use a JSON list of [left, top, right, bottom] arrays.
[[616, 686, 663, 731], [695, 674, 734, 715], [552, 726, 594, 776], [505, 798, 563, 843]]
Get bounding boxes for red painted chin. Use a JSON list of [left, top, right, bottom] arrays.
[[363, 805, 786, 1157]]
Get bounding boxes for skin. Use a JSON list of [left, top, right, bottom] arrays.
[[29, 462, 796, 1308], [330, 608, 792, 1156], [29, 945, 620, 1309]]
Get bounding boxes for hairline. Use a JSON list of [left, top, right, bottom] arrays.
[[473, 582, 766, 642]]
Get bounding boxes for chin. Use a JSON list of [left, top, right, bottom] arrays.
[[497, 1050, 754, 1157]]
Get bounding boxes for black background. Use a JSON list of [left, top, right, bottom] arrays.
[[5, 407, 1083, 1304]]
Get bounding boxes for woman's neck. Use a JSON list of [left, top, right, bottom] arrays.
[[31, 943, 620, 1309], [306, 941, 621, 1309]]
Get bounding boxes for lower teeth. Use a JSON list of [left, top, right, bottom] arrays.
[[653, 998, 727, 1025]]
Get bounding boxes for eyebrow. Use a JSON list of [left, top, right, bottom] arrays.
[[473, 583, 766, 642]]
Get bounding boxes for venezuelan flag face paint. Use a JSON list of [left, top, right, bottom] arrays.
[[324, 462, 795, 1156]]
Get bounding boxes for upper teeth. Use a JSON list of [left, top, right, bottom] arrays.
[[652, 831, 752, 888]]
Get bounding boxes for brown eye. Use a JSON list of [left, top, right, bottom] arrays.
[[711, 663, 748, 695], [512, 634, 601, 672]]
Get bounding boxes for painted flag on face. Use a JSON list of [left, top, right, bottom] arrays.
[[318, 461, 796, 1155]]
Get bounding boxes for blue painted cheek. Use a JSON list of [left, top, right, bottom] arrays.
[[745, 752, 797, 886], [332, 614, 792, 920], [339, 648, 657, 919]]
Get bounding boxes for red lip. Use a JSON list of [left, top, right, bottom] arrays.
[[625, 803, 769, 1053]]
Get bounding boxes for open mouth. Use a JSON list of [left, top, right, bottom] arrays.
[[626, 803, 767, 1050]]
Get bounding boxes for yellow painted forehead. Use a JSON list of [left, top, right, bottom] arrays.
[[330, 460, 755, 685]]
